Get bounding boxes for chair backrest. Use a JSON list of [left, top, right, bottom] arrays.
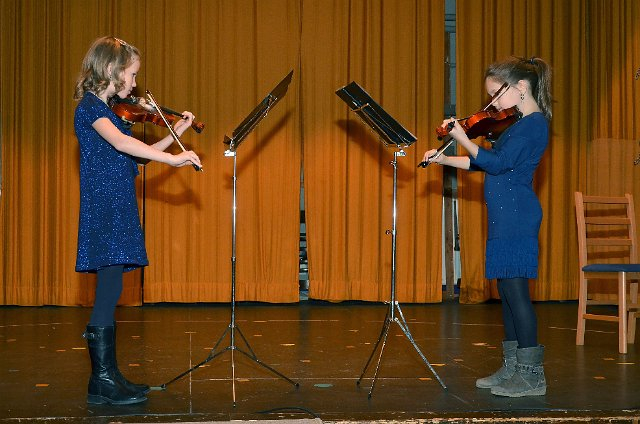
[[574, 192, 638, 269]]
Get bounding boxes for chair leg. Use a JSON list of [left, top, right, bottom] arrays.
[[629, 282, 638, 344], [576, 274, 587, 346], [618, 272, 628, 354]]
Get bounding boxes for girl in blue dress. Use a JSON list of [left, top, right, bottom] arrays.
[[422, 56, 552, 398], [73, 36, 202, 405]]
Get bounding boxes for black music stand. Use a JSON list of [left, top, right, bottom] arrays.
[[336, 81, 447, 397], [161, 71, 298, 405]]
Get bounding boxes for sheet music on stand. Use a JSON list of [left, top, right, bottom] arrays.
[[336, 81, 417, 149], [224, 70, 293, 153]]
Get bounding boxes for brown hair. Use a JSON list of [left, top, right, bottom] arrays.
[[73, 36, 140, 100], [485, 56, 553, 121]]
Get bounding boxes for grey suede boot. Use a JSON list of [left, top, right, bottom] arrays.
[[476, 340, 518, 388], [491, 345, 546, 397]]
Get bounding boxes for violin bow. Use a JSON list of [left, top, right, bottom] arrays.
[[146, 90, 203, 172], [484, 82, 510, 110]]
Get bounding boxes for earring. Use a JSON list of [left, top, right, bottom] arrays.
[[520, 91, 525, 101]]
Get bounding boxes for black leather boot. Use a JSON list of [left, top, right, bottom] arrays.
[[112, 322, 150, 396], [83, 325, 147, 405]]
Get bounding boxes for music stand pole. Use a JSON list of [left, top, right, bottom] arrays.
[[160, 72, 298, 406], [336, 81, 447, 397], [356, 149, 447, 398]]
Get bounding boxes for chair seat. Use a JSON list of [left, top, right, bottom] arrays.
[[583, 264, 640, 273]]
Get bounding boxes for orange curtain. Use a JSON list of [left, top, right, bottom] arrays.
[[587, 0, 640, 198], [0, 0, 301, 305], [583, 0, 640, 297], [140, 0, 302, 303], [3, 0, 639, 306], [0, 0, 442, 305], [301, 0, 445, 302], [0, 0, 148, 305]]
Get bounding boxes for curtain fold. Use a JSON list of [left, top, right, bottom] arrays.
[[0, 0, 301, 305], [141, 0, 301, 303], [301, 0, 444, 302], [582, 1, 640, 297], [0, 0, 147, 305]]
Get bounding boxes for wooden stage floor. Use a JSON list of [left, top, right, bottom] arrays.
[[0, 300, 638, 423]]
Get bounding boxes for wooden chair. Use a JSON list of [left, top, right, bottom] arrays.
[[574, 192, 640, 353]]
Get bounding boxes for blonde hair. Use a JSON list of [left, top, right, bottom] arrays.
[[74, 36, 140, 100], [485, 56, 553, 121]]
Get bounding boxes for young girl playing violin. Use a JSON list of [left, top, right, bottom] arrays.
[[73, 36, 202, 405], [423, 56, 552, 397]]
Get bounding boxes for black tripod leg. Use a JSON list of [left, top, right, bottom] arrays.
[[160, 325, 232, 389], [234, 324, 257, 357], [357, 307, 391, 386], [233, 325, 298, 386], [394, 306, 447, 389], [160, 346, 231, 389], [365, 319, 391, 398], [234, 347, 299, 386]]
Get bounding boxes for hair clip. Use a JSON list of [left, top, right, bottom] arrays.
[[113, 37, 128, 47]]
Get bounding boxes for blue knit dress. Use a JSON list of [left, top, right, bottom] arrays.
[[74, 92, 149, 273], [468, 112, 548, 279]]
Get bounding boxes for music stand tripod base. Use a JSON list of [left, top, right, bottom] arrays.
[[335, 82, 447, 397], [161, 71, 298, 406]]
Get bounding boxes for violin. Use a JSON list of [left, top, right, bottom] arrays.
[[436, 106, 522, 141], [418, 82, 521, 168], [144, 90, 203, 172], [110, 96, 205, 133]]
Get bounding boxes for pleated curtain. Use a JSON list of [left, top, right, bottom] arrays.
[[0, 0, 443, 305], [300, 0, 445, 302]]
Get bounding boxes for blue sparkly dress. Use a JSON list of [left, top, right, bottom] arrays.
[[468, 112, 548, 279], [74, 92, 148, 273]]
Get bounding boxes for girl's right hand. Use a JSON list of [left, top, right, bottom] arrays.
[[171, 150, 202, 168], [422, 148, 447, 165]]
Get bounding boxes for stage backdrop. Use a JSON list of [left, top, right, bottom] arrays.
[[2, 0, 639, 306], [0, 0, 444, 305], [300, 0, 445, 302]]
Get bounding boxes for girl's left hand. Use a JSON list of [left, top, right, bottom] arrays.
[[441, 117, 465, 139], [173, 111, 195, 136]]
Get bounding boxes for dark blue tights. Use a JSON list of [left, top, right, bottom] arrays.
[[497, 277, 538, 348], [89, 265, 124, 327]]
